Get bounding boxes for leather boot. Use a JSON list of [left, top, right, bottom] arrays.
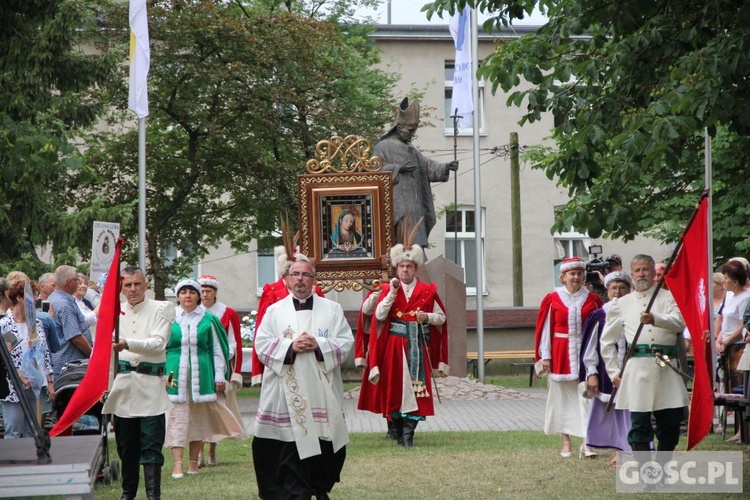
[[630, 442, 651, 451], [385, 419, 397, 440], [144, 463, 161, 500], [402, 419, 418, 448], [120, 461, 140, 500], [394, 418, 404, 445]]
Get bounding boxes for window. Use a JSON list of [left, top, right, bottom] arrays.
[[444, 62, 485, 135], [444, 207, 485, 295], [256, 247, 276, 295]]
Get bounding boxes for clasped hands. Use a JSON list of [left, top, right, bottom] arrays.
[[292, 332, 319, 354]]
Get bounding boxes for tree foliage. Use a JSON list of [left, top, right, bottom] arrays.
[[0, 0, 123, 277], [85, 0, 396, 297], [425, 0, 750, 261]]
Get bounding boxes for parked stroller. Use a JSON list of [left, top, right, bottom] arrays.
[[53, 359, 120, 484]]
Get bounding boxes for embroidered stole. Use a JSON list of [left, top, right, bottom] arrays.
[[278, 301, 348, 459]]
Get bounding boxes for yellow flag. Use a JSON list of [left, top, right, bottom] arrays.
[[128, 0, 150, 118]]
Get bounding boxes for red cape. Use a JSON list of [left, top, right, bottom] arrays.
[[360, 281, 448, 417]]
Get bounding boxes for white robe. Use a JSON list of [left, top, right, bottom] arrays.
[[253, 294, 353, 459]]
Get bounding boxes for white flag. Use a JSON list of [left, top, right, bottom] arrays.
[[449, 8, 473, 129], [128, 0, 150, 118]]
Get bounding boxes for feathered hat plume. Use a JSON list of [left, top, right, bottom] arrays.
[[390, 216, 426, 267]]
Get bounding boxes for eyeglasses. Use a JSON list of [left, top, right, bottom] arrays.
[[289, 272, 314, 279]]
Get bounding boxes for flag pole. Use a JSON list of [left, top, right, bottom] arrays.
[[469, 8, 485, 382], [138, 117, 146, 271], [606, 190, 710, 411], [704, 128, 714, 386]]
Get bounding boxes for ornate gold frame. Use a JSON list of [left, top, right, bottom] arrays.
[[298, 136, 392, 291]]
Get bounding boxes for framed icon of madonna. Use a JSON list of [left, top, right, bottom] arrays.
[[297, 172, 393, 283]]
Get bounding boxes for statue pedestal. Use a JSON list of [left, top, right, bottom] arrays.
[[418, 255, 467, 378]]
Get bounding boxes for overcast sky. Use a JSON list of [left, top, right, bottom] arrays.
[[354, 1, 548, 25]]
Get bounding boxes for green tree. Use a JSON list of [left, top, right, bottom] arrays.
[[425, 0, 750, 261], [85, 0, 396, 297], [0, 0, 123, 277]]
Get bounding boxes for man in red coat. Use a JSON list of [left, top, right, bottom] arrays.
[[364, 242, 449, 447]]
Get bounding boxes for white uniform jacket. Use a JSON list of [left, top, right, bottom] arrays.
[[601, 286, 689, 412], [102, 298, 176, 418]]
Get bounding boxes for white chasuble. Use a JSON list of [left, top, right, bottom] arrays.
[[253, 295, 353, 459]]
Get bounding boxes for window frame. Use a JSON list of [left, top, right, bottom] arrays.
[[444, 206, 486, 296]]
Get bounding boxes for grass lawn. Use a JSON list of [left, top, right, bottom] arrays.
[[77, 430, 749, 499]]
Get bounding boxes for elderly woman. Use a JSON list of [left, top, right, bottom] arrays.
[[165, 278, 244, 478], [0, 280, 54, 438], [580, 271, 634, 466], [535, 257, 603, 458]]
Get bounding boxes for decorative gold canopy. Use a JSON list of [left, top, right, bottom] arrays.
[[305, 135, 384, 174]]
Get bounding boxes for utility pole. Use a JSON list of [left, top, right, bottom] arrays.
[[510, 132, 523, 306]]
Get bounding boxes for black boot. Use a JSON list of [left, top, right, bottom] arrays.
[[385, 419, 397, 440], [144, 463, 161, 500], [631, 442, 651, 451], [394, 418, 404, 445], [120, 461, 140, 500], [402, 419, 418, 448]]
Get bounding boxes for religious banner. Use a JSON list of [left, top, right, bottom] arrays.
[[90, 221, 120, 285]]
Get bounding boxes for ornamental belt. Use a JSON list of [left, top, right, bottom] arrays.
[[390, 318, 430, 343], [389, 318, 418, 337], [389, 318, 430, 398], [118, 361, 166, 376], [628, 343, 677, 358]]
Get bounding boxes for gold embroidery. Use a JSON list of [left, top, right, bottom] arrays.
[[286, 367, 308, 435]]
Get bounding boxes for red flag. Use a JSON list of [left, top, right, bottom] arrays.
[[50, 239, 123, 436], [664, 197, 712, 450]]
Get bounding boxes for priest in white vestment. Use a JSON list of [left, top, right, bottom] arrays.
[[252, 258, 353, 500]]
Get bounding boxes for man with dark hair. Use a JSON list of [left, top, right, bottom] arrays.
[[605, 254, 623, 272], [600, 254, 688, 453], [102, 266, 175, 500]]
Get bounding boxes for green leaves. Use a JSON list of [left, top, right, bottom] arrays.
[[428, 0, 750, 261], [84, 1, 396, 296]]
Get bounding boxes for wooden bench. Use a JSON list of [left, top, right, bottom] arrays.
[[466, 350, 536, 385]]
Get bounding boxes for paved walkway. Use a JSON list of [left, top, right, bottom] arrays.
[[238, 376, 547, 433]]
